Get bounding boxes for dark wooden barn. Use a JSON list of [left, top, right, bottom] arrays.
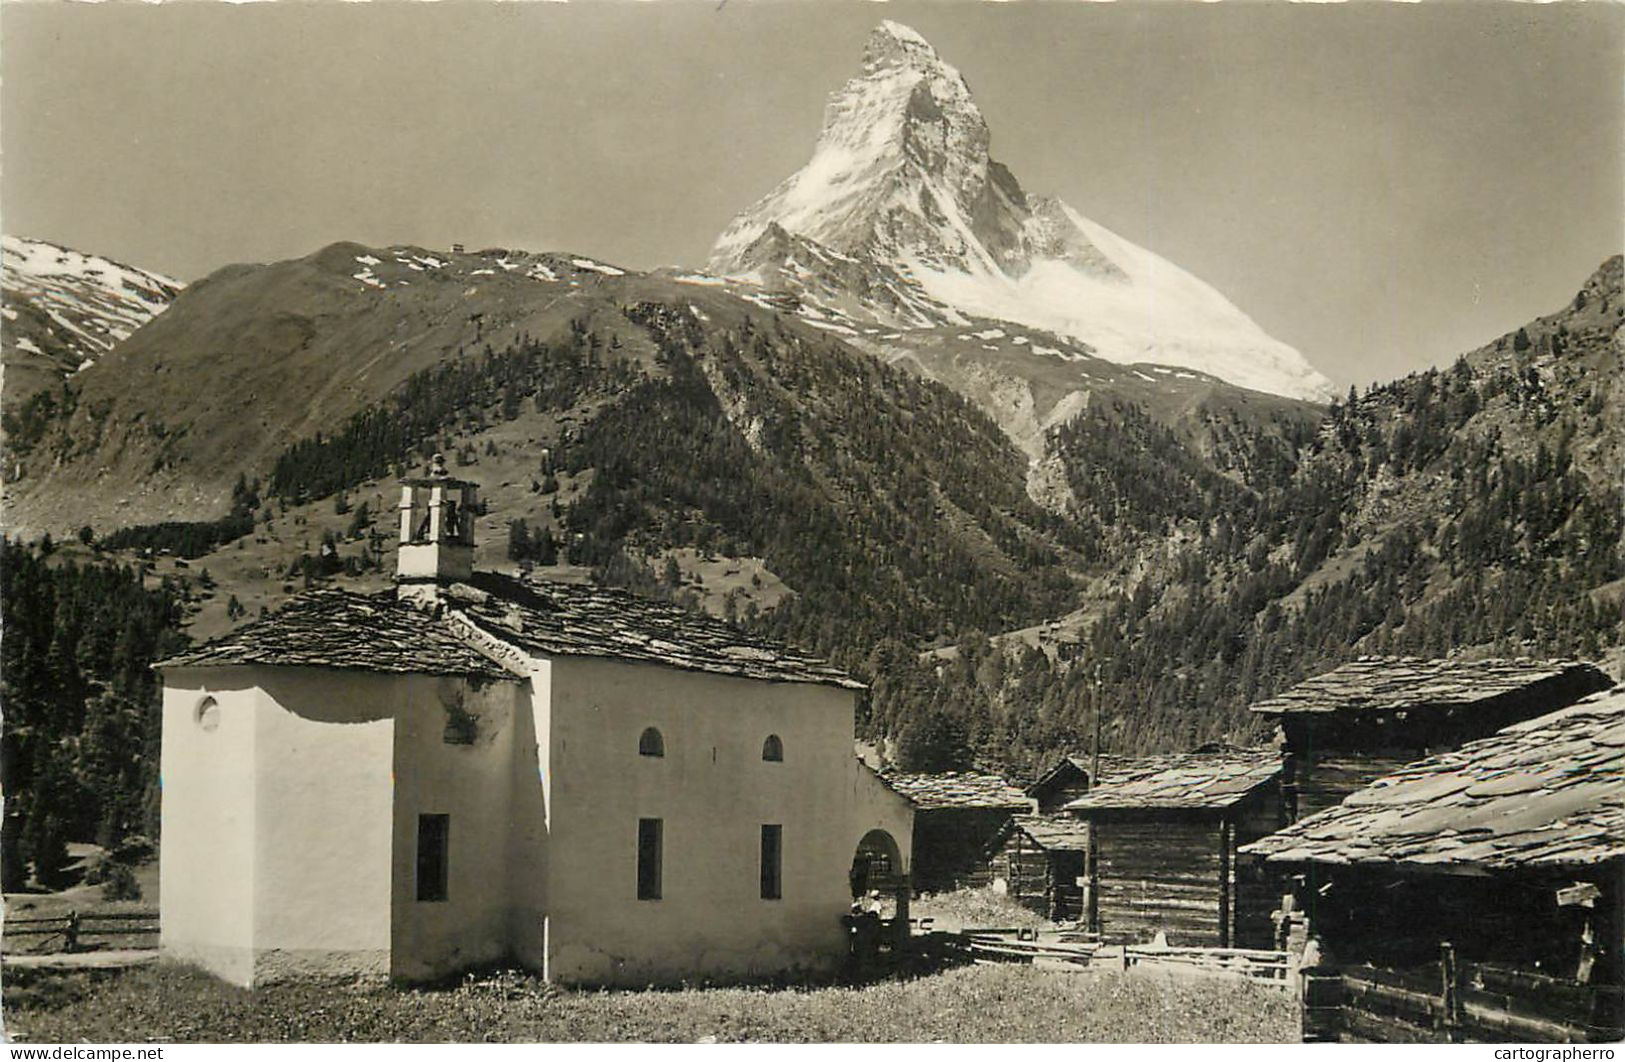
[[1064, 749, 1284, 947], [1024, 754, 1136, 814], [1025, 757, 1094, 814], [1243, 687, 1625, 1043], [983, 815, 1093, 922], [1250, 656, 1612, 823], [877, 770, 1033, 892]]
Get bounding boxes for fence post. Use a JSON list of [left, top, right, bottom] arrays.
[[1440, 941, 1461, 1042], [64, 910, 80, 953]]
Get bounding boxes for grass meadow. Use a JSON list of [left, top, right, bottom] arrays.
[[2, 961, 1298, 1043]]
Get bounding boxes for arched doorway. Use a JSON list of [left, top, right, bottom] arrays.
[[850, 828, 903, 899], [849, 829, 910, 951]]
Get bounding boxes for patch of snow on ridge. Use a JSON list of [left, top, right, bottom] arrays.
[[2, 235, 183, 375], [571, 258, 626, 276]]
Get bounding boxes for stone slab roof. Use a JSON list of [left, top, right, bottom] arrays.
[[1024, 753, 1140, 796], [877, 769, 1031, 810], [857, 760, 918, 806], [1064, 749, 1281, 813], [996, 814, 1094, 852], [1242, 688, 1625, 873], [157, 590, 513, 680], [1248, 656, 1609, 717], [160, 573, 860, 690], [452, 572, 861, 689]]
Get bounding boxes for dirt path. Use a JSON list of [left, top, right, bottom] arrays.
[[3, 949, 158, 971]]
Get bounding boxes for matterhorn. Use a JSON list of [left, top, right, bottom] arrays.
[[709, 21, 1333, 401]]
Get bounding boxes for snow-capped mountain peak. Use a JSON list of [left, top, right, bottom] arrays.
[[2, 234, 182, 380], [709, 23, 1334, 401]]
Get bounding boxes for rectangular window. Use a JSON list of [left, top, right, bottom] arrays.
[[760, 824, 782, 900], [637, 818, 663, 900], [416, 814, 449, 902]]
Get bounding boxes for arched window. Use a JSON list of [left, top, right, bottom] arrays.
[[638, 727, 664, 757], [761, 734, 784, 762], [194, 696, 221, 732]]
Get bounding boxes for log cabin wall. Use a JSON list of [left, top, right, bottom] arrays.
[[913, 808, 1026, 893], [1232, 787, 1288, 948], [1286, 752, 1414, 821], [1297, 862, 1625, 1043], [1094, 817, 1224, 945], [986, 831, 1088, 921], [987, 832, 1054, 917]]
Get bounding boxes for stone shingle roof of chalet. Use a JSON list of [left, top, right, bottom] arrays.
[[1241, 688, 1625, 872], [877, 769, 1031, 810], [1025, 753, 1139, 795], [157, 589, 513, 680], [994, 814, 1094, 853], [159, 572, 862, 690], [1064, 749, 1280, 813], [1248, 656, 1609, 717]]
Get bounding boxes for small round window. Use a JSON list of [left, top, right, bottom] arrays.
[[195, 696, 221, 732], [762, 734, 783, 762], [638, 727, 664, 757]]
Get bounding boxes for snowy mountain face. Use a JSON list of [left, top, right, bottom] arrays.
[[2, 235, 182, 384], [709, 21, 1334, 402]]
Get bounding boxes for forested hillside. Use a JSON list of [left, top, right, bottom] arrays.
[[2, 249, 1619, 867], [865, 257, 1624, 773], [0, 542, 189, 889]]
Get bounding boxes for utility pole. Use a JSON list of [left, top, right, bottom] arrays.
[[1091, 663, 1103, 788], [1086, 663, 1103, 934]]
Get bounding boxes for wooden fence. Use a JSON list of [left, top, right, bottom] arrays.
[[4, 910, 159, 954], [956, 928, 1292, 988], [962, 928, 1101, 969], [1121, 943, 1293, 988], [1302, 947, 1625, 1043]]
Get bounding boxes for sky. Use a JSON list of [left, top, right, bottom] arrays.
[[2, 0, 1620, 390]]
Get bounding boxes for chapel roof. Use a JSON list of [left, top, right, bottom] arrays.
[[157, 589, 513, 680], [159, 571, 861, 690], [876, 769, 1032, 810]]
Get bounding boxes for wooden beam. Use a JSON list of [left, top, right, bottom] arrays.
[[1219, 817, 1233, 949]]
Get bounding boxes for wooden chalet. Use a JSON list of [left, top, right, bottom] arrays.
[[1024, 754, 1135, 814], [877, 770, 1033, 892], [1243, 688, 1625, 1043], [982, 815, 1093, 922], [1064, 749, 1284, 947], [1251, 656, 1612, 823]]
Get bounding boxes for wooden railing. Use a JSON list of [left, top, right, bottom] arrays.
[[1121, 943, 1293, 988], [1304, 952, 1625, 1043], [962, 928, 1101, 968], [3, 909, 158, 954]]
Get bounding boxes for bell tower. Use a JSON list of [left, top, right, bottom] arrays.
[[396, 454, 478, 594]]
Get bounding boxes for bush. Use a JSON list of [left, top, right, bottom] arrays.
[[113, 835, 154, 863], [100, 862, 142, 902]]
